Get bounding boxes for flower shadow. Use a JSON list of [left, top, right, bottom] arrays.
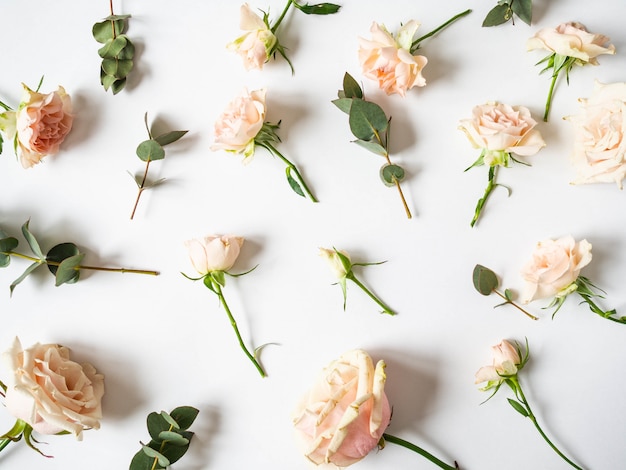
[[124, 39, 147, 92], [185, 404, 221, 470], [62, 91, 102, 152]]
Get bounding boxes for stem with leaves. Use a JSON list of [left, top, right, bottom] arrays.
[[382, 434, 459, 470]]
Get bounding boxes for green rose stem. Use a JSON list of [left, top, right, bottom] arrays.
[[211, 282, 266, 377], [4, 251, 159, 276], [507, 377, 583, 470], [270, 0, 293, 34], [257, 142, 318, 202], [543, 70, 559, 122], [382, 433, 459, 470], [346, 272, 395, 316], [471, 165, 499, 227], [410, 9, 472, 54]]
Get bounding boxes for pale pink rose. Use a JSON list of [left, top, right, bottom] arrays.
[[2, 337, 104, 438], [566, 81, 626, 188], [520, 236, 592, 304], [185, 235, 244, 274], [358, 20, 428, 97], [459, 102, 546, 164], [319, 247, 350, 279], [4, 84, 73, 168], [527, 22, 615, 64], [211, 88, 266, 161], [475, 340, 521, 387], [227, 3, 277, 71], [292, 349, 391, 467]]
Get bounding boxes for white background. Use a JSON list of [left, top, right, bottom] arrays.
[[1, 1, 625, 469]]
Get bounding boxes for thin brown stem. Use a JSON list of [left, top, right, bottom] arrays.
[[130, 161, 151, 220], [383, 153, 412, 219], [494, 290, 538, 320]]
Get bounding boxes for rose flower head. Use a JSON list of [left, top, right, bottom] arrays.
[[0, 83, 73, 168], [293, 349, 391, 467], [475, 339, 525, 391], [1, 337, 104, 446], [358, 20, 428, 97], [319, 247, 351, 279], [520, 235, 592, 304], [227, 3, 277, 71], [185, 235, 244, 275], [566, 81, 626, 188]]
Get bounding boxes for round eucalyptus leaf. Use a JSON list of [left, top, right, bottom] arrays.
[[136, 140, 165, 162], [46, 243, 80, 276], [379, 164, 405, 187], [472, 264, 499, 296]]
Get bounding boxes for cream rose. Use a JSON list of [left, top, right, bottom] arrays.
[[566, 81, 626, 188], [227, 3, 277, 71], [319, 247, 350, 279], [475, 340, 521, 387], [2, 338, 104, 438], [520, 236, 592, 304], [185, 235, 244, 275], [292, 349, 391, 467], [358, 20, 427, 97], [459, 102, 546, 164], [527, 22, 615, 65], [211, 88, 266, 161], [0, 84, 74, 168]]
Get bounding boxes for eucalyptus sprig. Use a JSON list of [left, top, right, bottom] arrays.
[[482, 0, 532, 27], [92, 0, 135, 94], [0, 220, 159, 295], [472, 265, 538, 320], [129, 406, 199, 470], [129, 113, 188, 219], [333, 72, 412, 219]]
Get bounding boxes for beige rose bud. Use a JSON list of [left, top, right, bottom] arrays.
[[185, 235, 244, 275]]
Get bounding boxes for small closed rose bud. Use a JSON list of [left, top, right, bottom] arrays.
[[319, 247, 351, 279], [475, 339, 523, 388]]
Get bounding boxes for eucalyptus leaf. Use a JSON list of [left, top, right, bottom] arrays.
[[159, 431, 194, 465], [129, 449, 157, 470], [286, 167, 305, 197], [136, 140, 165, 162], [111, 77, 127, 95], [507, 398, 529, 417], [117, 39, 135, 60], [101, 71, 117, 91], [332, 98, 352, 114], [54, 253, 84, 286], [293, 2, 341, 14], [342, 72, 362, 99], [353, 139, 386, 156], [92, 19, 126, 43], [147, 412, 171, 442], [160, 411, 180, 429], [154, 130, 188, 147], [0, 236, 19, 254], [158, 431, 189, 446], [168, 406, 198, 433], [348, 99, 388, 141], [482, 3, 510, 27], [472, 264, 498, 296], [104, 14, 132, 21], [97, 36, 128, 59], [511, 0, 532, 25], [21, 220, 44, 259], [10, 261, 42, 295], [379, 164, 405, 187], [46, 242, 80, 275], [141, 446, 170, 467]]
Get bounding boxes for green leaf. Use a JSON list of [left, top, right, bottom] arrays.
[[472, 264, 498, 296], [159, 431, 194, 465], [92, 19, 126, 43], [332, 98, 352, 114], [0, 237, 18, 267], [342, 72, 363, 99], [10, 261, 42, 296], [21, 220, 44, 259], [136, 140, 165, 162], [154, 130, 188, 147], [379, 164, 405, 187], [158, 431, 189, 446], [507, 398, 529, 417], [104, 14, 131, 21], [100, 70, 117, 91], [111, 77, 127, 95], [141, 446, 170, 467], [46, 242, 80, 275], [353, 139, 386, 156], [54, 253, 84, 286], [210, 270, 225, 287], [101, 58, 133, 79], [348, 99, 388, 141], [293, 2, 341, 14], [286, 167, 305, 197], [147, 412, 171, 442], [482, 3, 510, 27], [97, 36, 128, 59], [160, 411, 180, 429], [117, 39, 135, 60], [511, 0, 532, 25], [129, 449, 157, 470]]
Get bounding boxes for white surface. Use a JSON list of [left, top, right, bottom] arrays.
[[1, 1, 625, 469]]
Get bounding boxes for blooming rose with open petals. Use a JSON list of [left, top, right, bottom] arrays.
[[227, 4, 277, 71], [293, 349, 391, 467], [0, 84, 73, 168], [185, 235, 244, 275], [527, 21, 615, 65], [358, 20, 428, 97], [520, 236, 592, 304], [211, 88, 266, 161], [567, 81, 626, 188], [2, 337, 104, 438], [475, 339, 522, 389]]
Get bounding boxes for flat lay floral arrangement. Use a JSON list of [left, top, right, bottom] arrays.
[[1, 1, 625, 469]]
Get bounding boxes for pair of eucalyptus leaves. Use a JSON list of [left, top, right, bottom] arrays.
[[333, 72, 411, 219], [129, 406, 199, 470], [482, 0, 532, 27], [0, 220, 159, 295]]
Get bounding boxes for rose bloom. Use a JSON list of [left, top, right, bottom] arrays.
[[459, 102, 546, 165], [566, 81, 626, 188], [319, 247, 350, 279], [2, 84, 73, 168], [292, 349, 391, 467], [475, 340, 521, 388], [2, 338, 104, 438], [185, 235, 244, 275], [527, 22, 615, 65], [358, 20, 428, 97], [520, 236, 592, 304], [211, 88, 266, 161], [227, 3, 277, 71]]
